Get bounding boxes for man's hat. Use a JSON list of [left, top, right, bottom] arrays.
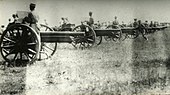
[[30, 3, 36, 8], [89, 11, 92, 15]]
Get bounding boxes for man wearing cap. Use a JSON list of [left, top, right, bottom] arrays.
[[28, 3, 39, 33], [112, 16, 120, 29], [113, 16, 119, 26], [133, 18, 138, 28]]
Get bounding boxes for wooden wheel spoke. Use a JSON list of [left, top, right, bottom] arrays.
[[84, 41, 89, 46], [19, 52, 22, 60], [42, 47, 48, 52], [3, 49, 9, 54], [27, 42, 37, 46], [28, 48, 36, 54], [24, 52, 32, 61], [43, 44, 54, 51], [79, 43, 83, 48], [2, 44, 15, 49], [13, 52, 18, 61], [42, 48, 50, 56], [8, 30, 14, 36], [4, 37, 16, 43], [16, 29, 21, 37], [5, 49, 15, 57], [87, 38, 94, 42], [26, 34, 33, 40]]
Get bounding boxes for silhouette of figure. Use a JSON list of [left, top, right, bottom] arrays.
[[87, 11, 94, 27]]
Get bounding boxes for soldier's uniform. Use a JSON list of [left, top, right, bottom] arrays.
[[87, 12, 94, 27], [88, 17, 94, 27], [112, 16, 119, 29], [28, 11, 39, 32], [112, 20, 119, 26], [133, 21, 138, 28], [24, 3, 39, 34], [136, 20, 148, 40]]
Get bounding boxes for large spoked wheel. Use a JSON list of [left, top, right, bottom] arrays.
[[38, 24, 57, 60], [0, 24, 40, 65], [106, 25, 122, 42], [111, 30, 122, 42], [72, 25, 96, 49]]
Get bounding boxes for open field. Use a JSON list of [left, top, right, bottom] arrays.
[[1, 28, 170, 95]]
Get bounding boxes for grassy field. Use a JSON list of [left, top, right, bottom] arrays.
[[1, 28, 170, 95]]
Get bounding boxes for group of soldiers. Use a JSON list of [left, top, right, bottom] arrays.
[[93, 17, 160, 29], [133, 19, 159, 28], [87, 12, 164, 40], [5, 3, 39, 33], [1, 3, 163, 41]]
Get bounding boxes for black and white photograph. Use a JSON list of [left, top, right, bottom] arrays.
[[0, 0, 170, 94]]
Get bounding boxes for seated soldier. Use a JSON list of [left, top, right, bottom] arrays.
[[153, 21, 157, 27], [60, 17, 73, 31], [149, 21, 154, 27], [113, 16, 119, 25], [60, 18, 66, 30], [133, 18, 138, 28], [97, 21, 101, 28], [112, 16, 119, 29], [144, 20, 149, 27]]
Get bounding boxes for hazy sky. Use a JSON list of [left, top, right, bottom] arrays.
[[0, 0, 170, 26]]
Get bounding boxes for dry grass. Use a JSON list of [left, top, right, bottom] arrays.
[[1, 28, 170, 95]]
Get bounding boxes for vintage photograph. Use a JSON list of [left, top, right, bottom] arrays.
[[0, 0, 170, 94]]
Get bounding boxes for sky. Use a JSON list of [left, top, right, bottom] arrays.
[[0, 0, 170, 27]]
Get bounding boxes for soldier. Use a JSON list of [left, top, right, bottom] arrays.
[[44, 19, 48, 25], [61, 17, 67, 30], [61, 17, 66, 25], [149, 21, 154, 27], [144, 20, 149, 34], [28, 3, 39, 33], [153, 21, 158, 27], [144, 20, 149, 27], [136, 20, 148, 40], [6, 18, 13, 29], [87, 11, 94, 27], [133, 18, 138, 28], [12, 14, 17, 23], [121, 21, 126, 28], [112, 16, 119, 29], [97, 21, 101, 28], [0, 25, 5, 35], [113, 16, 119, 25]]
